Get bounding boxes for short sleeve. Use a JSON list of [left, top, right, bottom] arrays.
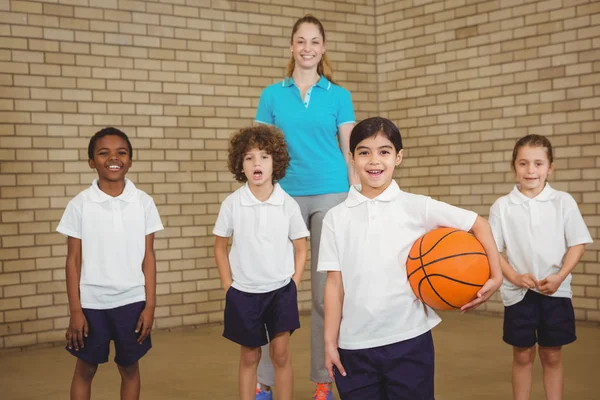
[[425, 198, 478, 233], [56, 200, 82, 239], [145, 199, 164, 235], [336, 88, 355, 127], [213, 198, 233, 237], [288, 205, 310, 240], [317, 211, 340, 272], [255, 87, 274, 125], [488, 201, 505, 252], [563, 195, 593, 247]]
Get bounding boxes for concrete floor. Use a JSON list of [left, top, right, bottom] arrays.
[[0, 312, 598, 399]]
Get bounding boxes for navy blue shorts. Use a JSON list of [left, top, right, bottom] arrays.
[[223, 280, 300, 348], [334, 331, 435, 400], [66, 301, 151, 366], [503, 290, 576, 348]]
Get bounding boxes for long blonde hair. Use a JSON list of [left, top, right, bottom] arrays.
[[285, 15, 336, 84]]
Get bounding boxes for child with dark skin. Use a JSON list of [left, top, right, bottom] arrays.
[[59, 128, 163, 400]]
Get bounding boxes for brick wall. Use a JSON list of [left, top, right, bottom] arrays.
[[0, 0, 376, 349], [376, 0, 600, 318], [0, 0, 598, 350]]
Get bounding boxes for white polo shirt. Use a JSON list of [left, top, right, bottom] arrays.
[[318, 180, 477, 350], [213, 183, 309, 293], [57, 179, 164, 310], [489, 184, 592, 306]]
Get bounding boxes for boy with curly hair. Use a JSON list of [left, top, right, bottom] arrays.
[[214, 124, 309, 400]]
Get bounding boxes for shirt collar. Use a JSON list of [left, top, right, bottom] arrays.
[[345, 180, 401, 208], [282, 75, 331, 90], [508, 183, 556, 204], [240, 182, 285, 206], [89, 178, 137, 203]]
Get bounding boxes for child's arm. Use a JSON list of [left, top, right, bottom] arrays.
[[324, 271, 347, 380], [499, 254, 538, 289], [291, 238, 308, 286], [214, 236, 233, 292], [136, 233, 157, 344], [461, 216, 503, 312], [539, 244, 585, 295], [65, 236, 86, 351]]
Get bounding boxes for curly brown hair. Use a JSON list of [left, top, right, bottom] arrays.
[[227, 125, 290, 183]]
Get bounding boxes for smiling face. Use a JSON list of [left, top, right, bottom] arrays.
[[242, 147, 274, 189], [514, 145, 553, 198], [290, 22, 325, 72], [88, 134, 132, 184], [351, 133, 403, 199]]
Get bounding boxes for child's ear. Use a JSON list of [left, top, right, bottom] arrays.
[[395, 149, 404, 166], [349, 151, 355, 165], [88, 159, 95, 169], [548, 162, 555, 176]]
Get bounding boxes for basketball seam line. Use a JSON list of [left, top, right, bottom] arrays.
[[407, 252, 488, 280], [408, 229, 462, 260]]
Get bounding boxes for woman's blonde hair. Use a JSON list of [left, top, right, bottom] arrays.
[[285, 15, 336, 84]]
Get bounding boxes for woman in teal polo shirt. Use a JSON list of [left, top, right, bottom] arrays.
[[255, 14, 356, 400]]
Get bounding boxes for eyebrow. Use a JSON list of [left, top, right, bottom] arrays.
[[356, 145, 394, 150], [97, 147, 128, 151], [296, 36, 322, 40]]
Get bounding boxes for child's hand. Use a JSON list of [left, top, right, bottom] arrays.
[[512, 273, 538, 289], [325, 344, 346, 381], [66, 310, 88, 351], [135, 307, 154, 344], [460, 276, 502, 312], [538, 274, 562, 295], [292, 275, 301, 288]]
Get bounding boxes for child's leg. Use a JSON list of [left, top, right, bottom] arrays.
[[538, 346, 563, 400], [537, 293, 576, 400], [70, 359, 98, 400], [240, 346, 262, 400], [383, 332, 435, 400], [512, 346, 536, 400], [117, 362, 141, 400], [269, 332, 293, 400]]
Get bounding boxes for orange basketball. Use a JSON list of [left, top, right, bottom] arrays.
[[407, 227, 490, 310]]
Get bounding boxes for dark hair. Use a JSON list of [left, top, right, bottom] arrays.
[[286, 14, 336, 84], [511, 134, 553, 171], [227, 125, 290, 183], [88, 127, 133, 160], [350, 117, 403, 154]]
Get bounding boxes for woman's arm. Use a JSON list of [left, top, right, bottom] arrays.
[[338, 123, 359, 185]]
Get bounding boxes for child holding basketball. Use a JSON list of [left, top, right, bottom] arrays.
[[318, 117, 503, 399], [57, 127, 163, 400], [489, 134, 592, 400], [213, 125, 309, 400]]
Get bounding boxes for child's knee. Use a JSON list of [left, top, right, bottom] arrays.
[[75, 359, 98, 382], [513, 346, 536, 366], [118, 362, 140, 380], [240, 346, 261, 367], [270, 345, 290, 368], [538, 346, 561, 367]]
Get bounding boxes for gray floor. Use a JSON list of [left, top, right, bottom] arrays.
[[0, 311, 598, 399]]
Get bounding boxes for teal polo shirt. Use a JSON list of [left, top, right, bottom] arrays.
[[255, 76, 355, 196]]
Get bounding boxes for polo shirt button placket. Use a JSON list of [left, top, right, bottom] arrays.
[[112, 200, 124, 233]]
